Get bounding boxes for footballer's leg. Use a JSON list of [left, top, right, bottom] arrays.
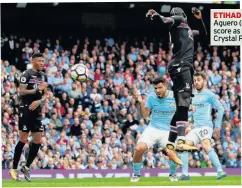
[[200, 127, 227, 180], [131, 142, 147, 182], [170, 67, 197, 150], [178, 140, 193, 181], [21, 122, 42, 182], [10, 131, 28, 181], [178, 128, 199, 181], [166, 66, 197, 164], [131, 127, 156, 182], [166, 123, 183, 165], [166, 60, 181, 153], [165, 118, 183, 165], [174, 69, 197, 151], [10, 106, 28, 182], [158, 130, 178, 182], [168, 160, 178, 182]]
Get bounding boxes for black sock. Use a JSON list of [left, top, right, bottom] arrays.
[[168, 111, 178, 144], [26, 143, 41, 168], [176, 106, 188, 141], [13, 141, 26, 169], [168, 126, 177, 143]]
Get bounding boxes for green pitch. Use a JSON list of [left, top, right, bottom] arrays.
[[2, 176, 241, 187]]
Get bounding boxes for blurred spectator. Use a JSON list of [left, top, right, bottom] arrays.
[[2, 153, 11, 169]]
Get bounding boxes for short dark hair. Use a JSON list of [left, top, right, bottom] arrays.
[[32, 53, 43, 59], [194, 71, 207, 80], [152, 76, 167, 85]]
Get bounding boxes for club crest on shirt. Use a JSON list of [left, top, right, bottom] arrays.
[[169, 102, 175, 108]]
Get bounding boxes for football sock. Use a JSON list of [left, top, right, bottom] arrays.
[[207, 148, 223, 172], [26, 143, 41, 168], [181, 151, 189, 175], [167, 126, 177, 149], [176, 122, 186, 143], [169, 160, 177, 175], [133, 162, 142, 176], [13, 141, 25, 169]]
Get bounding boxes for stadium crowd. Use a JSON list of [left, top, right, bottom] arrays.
[[1, 34, 241, 170]]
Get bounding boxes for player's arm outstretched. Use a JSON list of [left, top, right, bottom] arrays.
[[146, 9, 175, 24]]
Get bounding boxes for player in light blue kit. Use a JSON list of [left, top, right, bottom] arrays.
[[177, 72, 227, 180], [131, 77, 181, 182]]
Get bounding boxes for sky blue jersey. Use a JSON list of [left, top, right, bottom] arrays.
[[191, 89, 224, 129], [145, 91, 176, 131]]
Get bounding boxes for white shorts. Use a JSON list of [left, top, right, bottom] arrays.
[[137, 126, 169, 150], [186, 126, 213, 145]]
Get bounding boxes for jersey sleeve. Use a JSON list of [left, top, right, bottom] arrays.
[[145, 95, 153, 110], [210, 93, 225, 129], [171, 16, 184, 27], [19, 71, 30, 85], [44, 73, 48, 82]]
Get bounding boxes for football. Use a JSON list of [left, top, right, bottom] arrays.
[[70, 63, 89, 82]]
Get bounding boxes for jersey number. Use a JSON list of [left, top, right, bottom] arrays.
[[188, 30, 194, 41], [199, 129, 208, 138]]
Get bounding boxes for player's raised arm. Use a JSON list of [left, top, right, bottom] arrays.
[[146, 9, 174, 24], [134, 89, 150, 118], [139, 97, 151, 119], [192, 8, 208, 37], [146, 8, 186, 25]]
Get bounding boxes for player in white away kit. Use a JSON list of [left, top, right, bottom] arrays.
[[176, 72, 227, 180], [131, 77, 181, 183]]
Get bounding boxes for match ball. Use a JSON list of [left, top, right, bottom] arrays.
[[70, 63, 89, 82]]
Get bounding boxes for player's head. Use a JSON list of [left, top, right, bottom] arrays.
[[170, 7, 187, 19], [31, 53, 44, 71], [152, 77, 168, 98], [193, 72, 207, 91]]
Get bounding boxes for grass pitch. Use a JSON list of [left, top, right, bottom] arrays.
[[2, 176, 241, 187]]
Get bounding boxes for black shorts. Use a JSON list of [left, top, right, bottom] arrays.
[[168, 60, 194, 108], [19, 105, 44, 132]]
